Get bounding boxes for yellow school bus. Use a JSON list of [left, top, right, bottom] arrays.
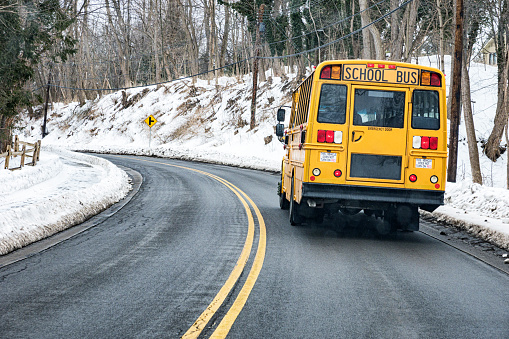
[[275, 60, 447, 231]]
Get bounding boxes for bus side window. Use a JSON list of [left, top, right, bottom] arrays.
[[317, 84, 347, 124], [412, 90, 440, 130]]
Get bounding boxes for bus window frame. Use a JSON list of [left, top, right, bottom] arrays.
[[352, 88, 407, 129], [411, 89, 441, 131], [316, 83, 348, 125]]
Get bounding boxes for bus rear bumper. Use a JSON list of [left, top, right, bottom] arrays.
[[302, 182, 444, 212]]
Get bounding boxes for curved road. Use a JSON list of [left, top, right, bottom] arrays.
[[1, 155, 508, 338]]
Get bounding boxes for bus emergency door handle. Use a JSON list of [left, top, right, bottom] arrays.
[[352, 131, 363, 142]]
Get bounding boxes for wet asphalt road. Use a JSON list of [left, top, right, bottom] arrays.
[[1, 154, 508, 338]]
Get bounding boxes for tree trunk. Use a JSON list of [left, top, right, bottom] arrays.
[[483, 7, 509, 161], [359, 0, 372, 59], [220, 4, 230, 68], [436, 0, 445, 72], [390, 0, 400, 61], [447, 0, 463, 183], [404, 0, 420, 62], [462, 61, 482, 184], [105, 0, 132, 88]]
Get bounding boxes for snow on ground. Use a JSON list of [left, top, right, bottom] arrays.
[[0, 148, 131, 255], [1, 59, 509, 255]]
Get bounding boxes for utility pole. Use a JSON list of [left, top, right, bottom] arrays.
[[447, 0, 464, 182], [250, 3, 265, 130], [42, 74, 51, 138]]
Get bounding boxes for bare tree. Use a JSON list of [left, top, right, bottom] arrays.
[[483, 0, 509, 161]]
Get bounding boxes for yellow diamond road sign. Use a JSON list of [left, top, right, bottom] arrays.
[[144, 115, 157, 128]]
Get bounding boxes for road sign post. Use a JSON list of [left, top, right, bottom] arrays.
[[144, 115, 158, 148]]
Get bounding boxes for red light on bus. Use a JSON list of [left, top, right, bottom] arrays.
[[317, 130, 326, 142], [429, 137, 438, 150], [378, 64, 385, 68], [409, 174, 417, 182], [326, 130, 334, 143], [435, 184, 440, 189], [388, 65, 396, 69], [320, 66, 331, 79], [310, 176, 316, 181], [334, 169, 342, 177], [367, 63, 375, 68], [430, 73, 441, 86], [421, 136, 430, 149], [422, 71, 441, 86]]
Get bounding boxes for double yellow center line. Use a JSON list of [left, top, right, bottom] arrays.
[[118, 156, 266, 338]]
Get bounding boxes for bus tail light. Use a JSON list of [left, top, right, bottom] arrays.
[[430, 73, 441, 86], [326, 130, 334, 143], [409, 174, 417, 182], [429, 137, 438, 149], [321, 66, 331, 79], [317, 130, 342, 144], [421, 71, 441, 86], [421, 136, 429, 149], [334, 169, 342, 177], [317, 130, 326, 142], [320, 65, 341, 79], [413, 136, 438, 150]]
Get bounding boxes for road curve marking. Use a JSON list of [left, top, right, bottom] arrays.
[[112, 156, 266, 338], [211, 189, 267, 337]]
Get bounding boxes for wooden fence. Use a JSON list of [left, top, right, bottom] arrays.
[[0, 136, 41, 170]]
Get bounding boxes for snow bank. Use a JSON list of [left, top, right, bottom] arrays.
[[0, 147, 131, 255], [422, 181, 509, 250]]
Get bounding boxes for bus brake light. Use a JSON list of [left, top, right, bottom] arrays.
[[321, 65, 341, 79], [430, 73, 441, 86], [429, 137, 438, 149], [317, 130, 342, 144], [317, 130, 326, 142], [326, 130, 334, 143], [321, 66, 331, 79], [421, 71, 441, 86], [413, 136, 438, 150], [421, 136, 429, 149]]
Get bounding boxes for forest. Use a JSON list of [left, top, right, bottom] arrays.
[[1, 0, 509, 183]]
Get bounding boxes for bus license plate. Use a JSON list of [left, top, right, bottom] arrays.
[[320, 152, 337, 162], [415, 158, 432, 169]]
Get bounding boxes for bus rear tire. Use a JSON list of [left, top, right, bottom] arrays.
[[289, 179, 303, 226], [279, 183, 290, 210]]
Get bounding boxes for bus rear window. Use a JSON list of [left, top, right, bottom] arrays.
[[317, 84, 347, 124], [353, 89, 405, 128], [412, 90, 440, 130]]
